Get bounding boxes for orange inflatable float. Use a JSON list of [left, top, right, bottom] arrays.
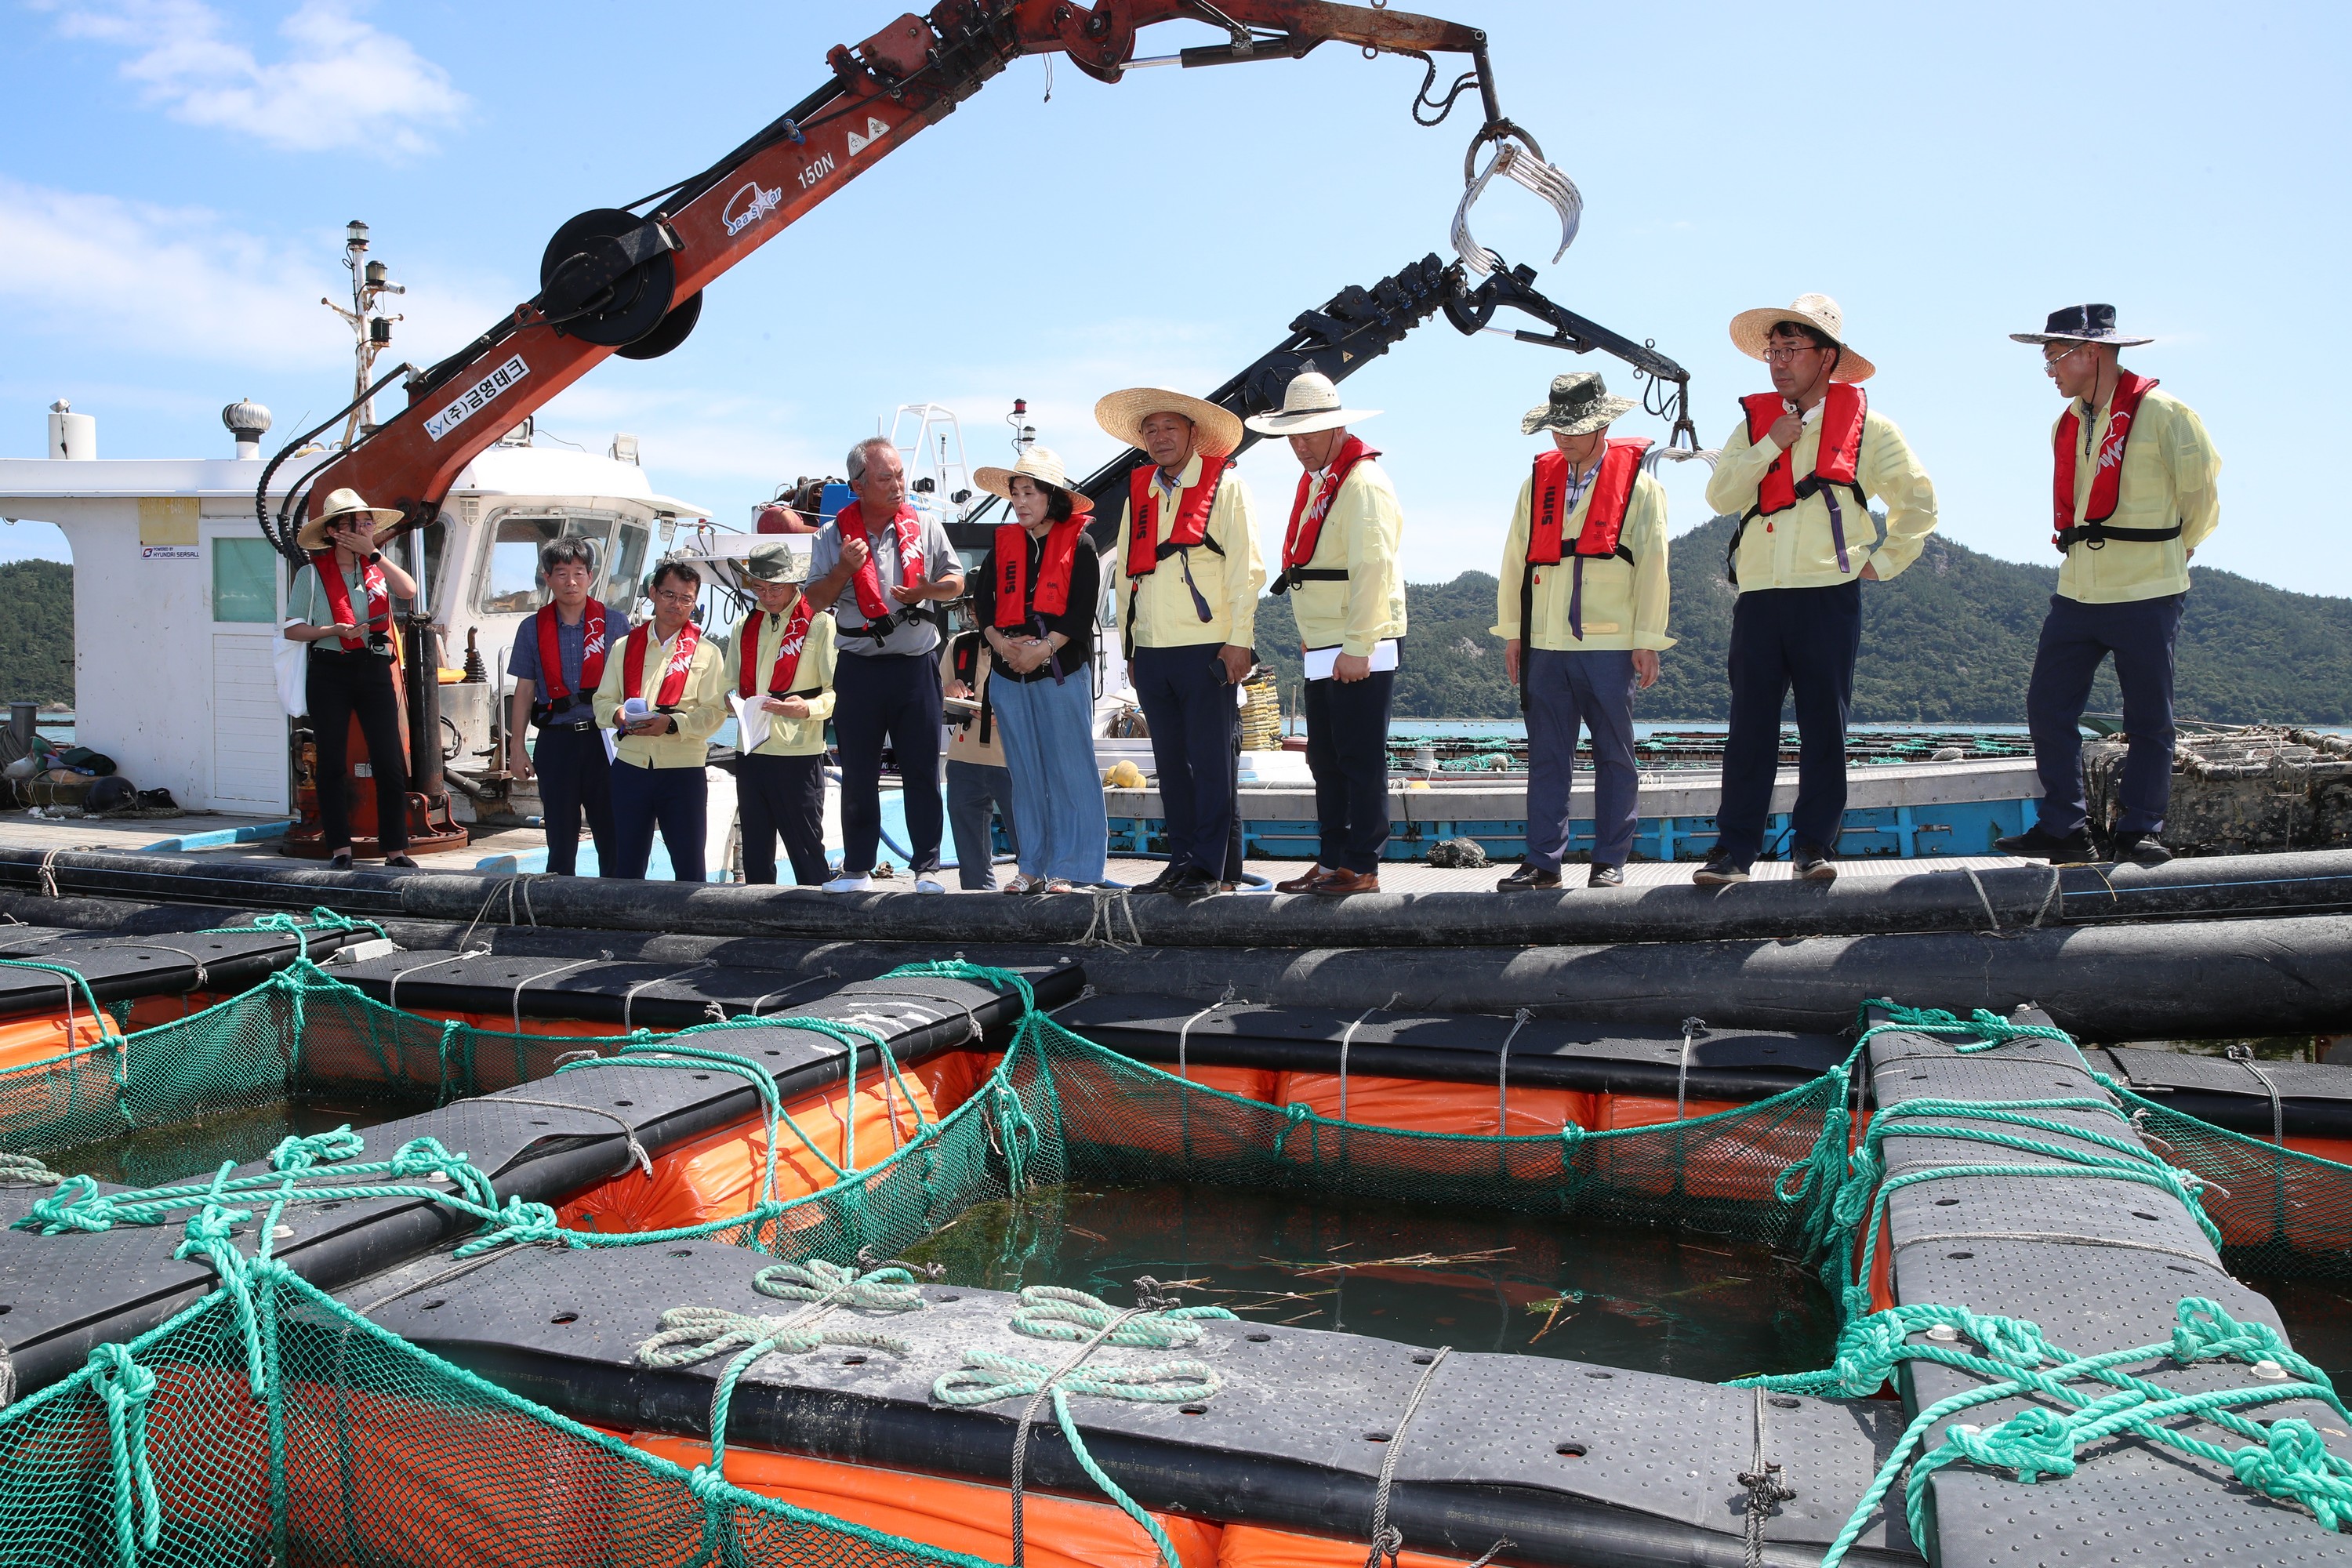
[[1218, 1523, 1483, 1568], [631, 1436, 1223, 1568], [0, 1008, 118, 1073]]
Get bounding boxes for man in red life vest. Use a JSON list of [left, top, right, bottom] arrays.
[[1099, 385, 1265, 898], [1248, 372, 1403, 898], [1492, 372, 1672, 891], [1995, 304, 2222, 867], [720, 540, 837, 886], [591, 557, 728, 880], [804, 437, 964, 894], [1697, 295, 1940, 884], [506, 539, 617, 876]]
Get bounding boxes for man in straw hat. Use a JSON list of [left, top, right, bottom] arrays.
[[1492, 372, 1673, 892], [971, 445, 1109, 893], [506, 537, 616, 877], [1098, 384, 1265, 898], [1249, 371, 1404, 897], [1697, 294, 1940, 885], [282, 487, 419, 868], [805, 435, 965, 894], [722, 540, 837, 886], [1994, 304, 2221, 868]]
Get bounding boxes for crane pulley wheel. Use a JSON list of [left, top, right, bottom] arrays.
[[615, 290, 703, 361], [539, 208, 680, 347]]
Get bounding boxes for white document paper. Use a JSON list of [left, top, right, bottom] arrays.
[[728, 691, 772, 755], [1303, 639, 1399, 681]]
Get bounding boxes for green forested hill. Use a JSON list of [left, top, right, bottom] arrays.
[[1254, 521, 2352, 724], [0, 561, 74, 707]]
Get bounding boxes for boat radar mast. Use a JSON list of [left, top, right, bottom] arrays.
[[324, 220, 405, 448]]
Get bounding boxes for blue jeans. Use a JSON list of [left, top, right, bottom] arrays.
[[946, 760, 1018, 890], [1131, 644, 1238, 877], [1525, 648, 1639, 871], [606, 760, 706, 880], [1717, 581, 1860, 863], [991, 671, 1109, 884], [2027, 592, 2183, 837]]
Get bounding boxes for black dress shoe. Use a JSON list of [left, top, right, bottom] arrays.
[[2108, 832, 2173, 867], [1692, 855, 1750, 886], [1131, 866, 1180, 894], [1993, 825, 2096, 863], [1792, 844, 1837, 882], [1495, 864, 1562, 893], [1587, 863, 1624, 888], [384, 855, 419, 869], [1162, 865, 1220, 898]]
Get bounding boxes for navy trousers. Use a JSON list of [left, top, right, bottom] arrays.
[[833, 652, 944, 877], [946, 760, 1019, 890], [606, 760, 706, 881], [2027, 592, 2184, 837], [1525, 649, 1639, 871], [1717, 580, 1861, 864], [1133, 644, 1238, 877], [531, 724, 615, 876], [736, 751, 829, 886], [1303, 670, 1396, 874]]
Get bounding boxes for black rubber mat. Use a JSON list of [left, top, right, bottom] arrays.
[[0, 923, 365, 1014]]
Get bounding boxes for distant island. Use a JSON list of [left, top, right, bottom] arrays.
[[1254, 515, 2352, 724], [0, 561, 74, 708]]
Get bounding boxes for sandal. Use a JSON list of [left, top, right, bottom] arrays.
[[1001, 873, 1039, 895], [1039, 879, 1076, 895]]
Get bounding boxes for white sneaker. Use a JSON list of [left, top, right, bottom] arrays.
[[822, 873, 872, 895], [914, 877, 946, 894]]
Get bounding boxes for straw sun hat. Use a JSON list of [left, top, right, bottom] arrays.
[[971, 445, 1094, 513], [1726, 293, 1876, 383], [1093, 385, 1245, 456], [1243, 371, 1379, 437], [294, 487, 401, 552]]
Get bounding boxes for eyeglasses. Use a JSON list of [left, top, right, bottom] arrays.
[[652, 589, 698, 605], [2042, 343, 2088, 372], [1762, 343, 1822, 363]]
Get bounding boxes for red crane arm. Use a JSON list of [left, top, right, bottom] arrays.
[[282, 1, 1505, 546]]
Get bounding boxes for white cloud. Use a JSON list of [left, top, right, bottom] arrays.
[[0, 176, 510, 371], [42, 0, 465, 156]]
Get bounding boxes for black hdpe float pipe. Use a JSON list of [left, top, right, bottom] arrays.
[[5, 847, 2352, 948]]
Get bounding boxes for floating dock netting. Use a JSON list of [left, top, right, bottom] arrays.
[[9, 961, 2352, 1564]]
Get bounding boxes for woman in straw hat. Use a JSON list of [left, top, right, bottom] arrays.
[[1096, 384, 1263, 898], [971, 447, 1109, 893], [281, 488, 419, 868], [1696, 294, 1940, 887], [1247, 371, 1404, 898]]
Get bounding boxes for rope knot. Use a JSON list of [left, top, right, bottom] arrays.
[[21, 1173, 117, 1234], [269, 1123, 365, 1172], [1944, 1408, 2079, 1483], [454, 1197, 570, 1258], [1827, 1310, 1913, 1395], [2171, 1298, 2288, 1367], [2230, 1420, 2352, 1530], [86, 1341, 163, 1559], [172, 1203, 252, 1269]]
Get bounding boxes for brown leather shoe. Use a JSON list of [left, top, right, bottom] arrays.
[[1311, 868, 1381, 896], [1275, 866, 1334, 894]]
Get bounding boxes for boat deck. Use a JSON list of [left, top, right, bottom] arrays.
[[0, 808, 2033, 892]]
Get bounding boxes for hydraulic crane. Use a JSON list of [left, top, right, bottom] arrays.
[[253, 1, 1596, 857]]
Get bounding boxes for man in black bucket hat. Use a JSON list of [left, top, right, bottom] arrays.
[[1994, 304, 2221, 868]]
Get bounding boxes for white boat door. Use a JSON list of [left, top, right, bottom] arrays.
[[201, 519, 291, 813]]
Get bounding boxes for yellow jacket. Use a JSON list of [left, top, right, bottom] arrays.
[[1705, 401, 1939, 590], [1286, 456, 1407, 658], [593, 621, 728, 769], [719, 601, 837, 758], [1112, 452, 1265, 652], [1491, 464, 1674, 652], [2053, 384, 2222, 604]]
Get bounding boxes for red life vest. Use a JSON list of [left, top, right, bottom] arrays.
[[835, 501, 924, 633], [1727, 384, 1869, 582], [1515, 441, 1650, 709], [620, 618, 702, 709], [1123, 456, 1227, 579], [1269, 436, 1380, 595], [310, 551, 390, 652], [532, 599, 607, 710], [993, 517, 1088, 628], [737, 597, 818, 699], [2052, 372, 2176, 554]]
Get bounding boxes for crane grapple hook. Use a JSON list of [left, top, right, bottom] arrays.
[[1451, 131, 1581, 278]]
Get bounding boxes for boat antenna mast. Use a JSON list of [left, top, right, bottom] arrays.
[[324, 220, 405, 449]]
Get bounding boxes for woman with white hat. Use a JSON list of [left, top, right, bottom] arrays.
[[1097, 384, 1264, 898], [1247, 371, 1405, 898], [281, 488, 419, 868], [1697, 294, 1940, 886], [970, 447, 1108, 893]]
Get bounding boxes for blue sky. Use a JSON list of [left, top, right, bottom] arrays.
[[2, 2, 2346, 597]]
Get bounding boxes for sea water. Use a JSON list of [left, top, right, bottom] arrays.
[[904, 1181, 1837, 1382], [43, 1093, 416, 1189]]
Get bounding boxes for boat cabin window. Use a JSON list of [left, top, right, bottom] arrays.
[[477, 510, 644, 615]]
